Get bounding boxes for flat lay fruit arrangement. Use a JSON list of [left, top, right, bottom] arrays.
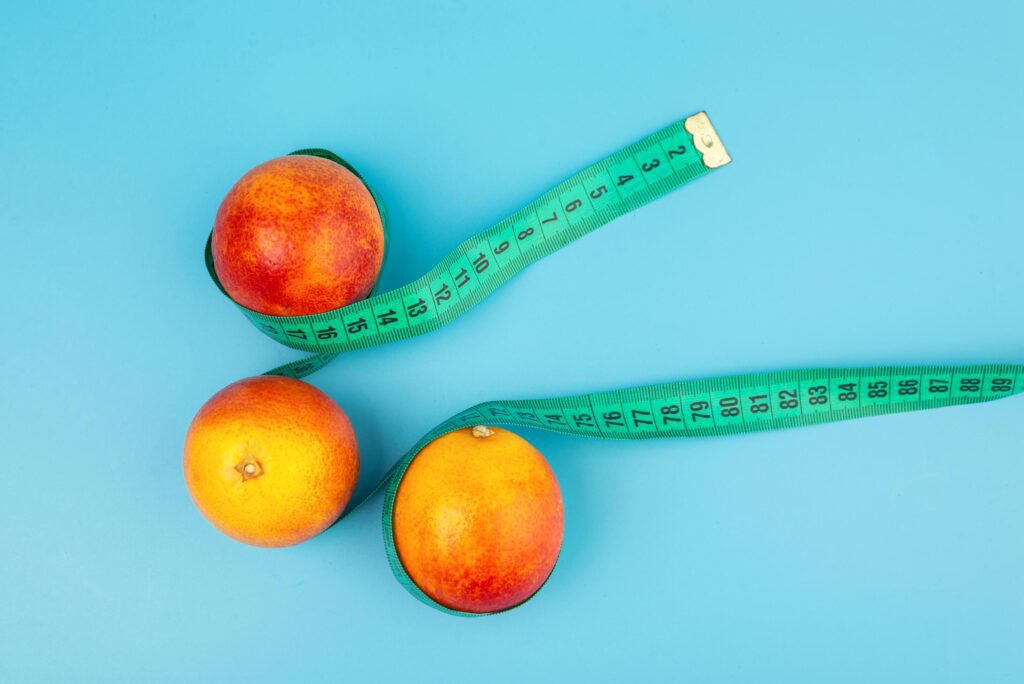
[[186, 113, 1023, 616]]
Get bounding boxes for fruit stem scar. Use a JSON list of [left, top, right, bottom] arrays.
[[235, 457, 264, 481], [471, 425, 494, 438]]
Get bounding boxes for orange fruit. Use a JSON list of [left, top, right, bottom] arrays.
[[392, 426, 564, 613], [212, 154, 384, 316], [183, 376, 359, 547]]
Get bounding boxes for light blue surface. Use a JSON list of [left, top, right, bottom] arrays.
[[2, 1, 1023, 681]]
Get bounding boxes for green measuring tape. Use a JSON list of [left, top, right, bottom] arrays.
[[380, 364, 1024, 615], [203, 113, 1021, 616], [206, 112, 731, 378]]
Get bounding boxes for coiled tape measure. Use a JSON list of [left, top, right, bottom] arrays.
[[203, 112, 1022, 615]]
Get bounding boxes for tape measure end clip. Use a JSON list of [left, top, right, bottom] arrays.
[[685, 111, 731, 169]]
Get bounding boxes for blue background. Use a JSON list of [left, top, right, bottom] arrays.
[[2, 1, 1022, 681]]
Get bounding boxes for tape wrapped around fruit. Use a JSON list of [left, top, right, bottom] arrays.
[[183, 376, 563, 615], [187, 116, 1023, 615]]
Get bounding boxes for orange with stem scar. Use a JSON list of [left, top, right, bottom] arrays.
[[393, 426, 564, 613], [183, 376, 360, 547]]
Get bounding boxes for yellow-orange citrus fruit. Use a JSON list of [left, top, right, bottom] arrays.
[[183, 376, 359, 547], [392, 426, 564, 613]]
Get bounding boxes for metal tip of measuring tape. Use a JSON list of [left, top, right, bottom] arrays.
[[685, 111, 731, 169]]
